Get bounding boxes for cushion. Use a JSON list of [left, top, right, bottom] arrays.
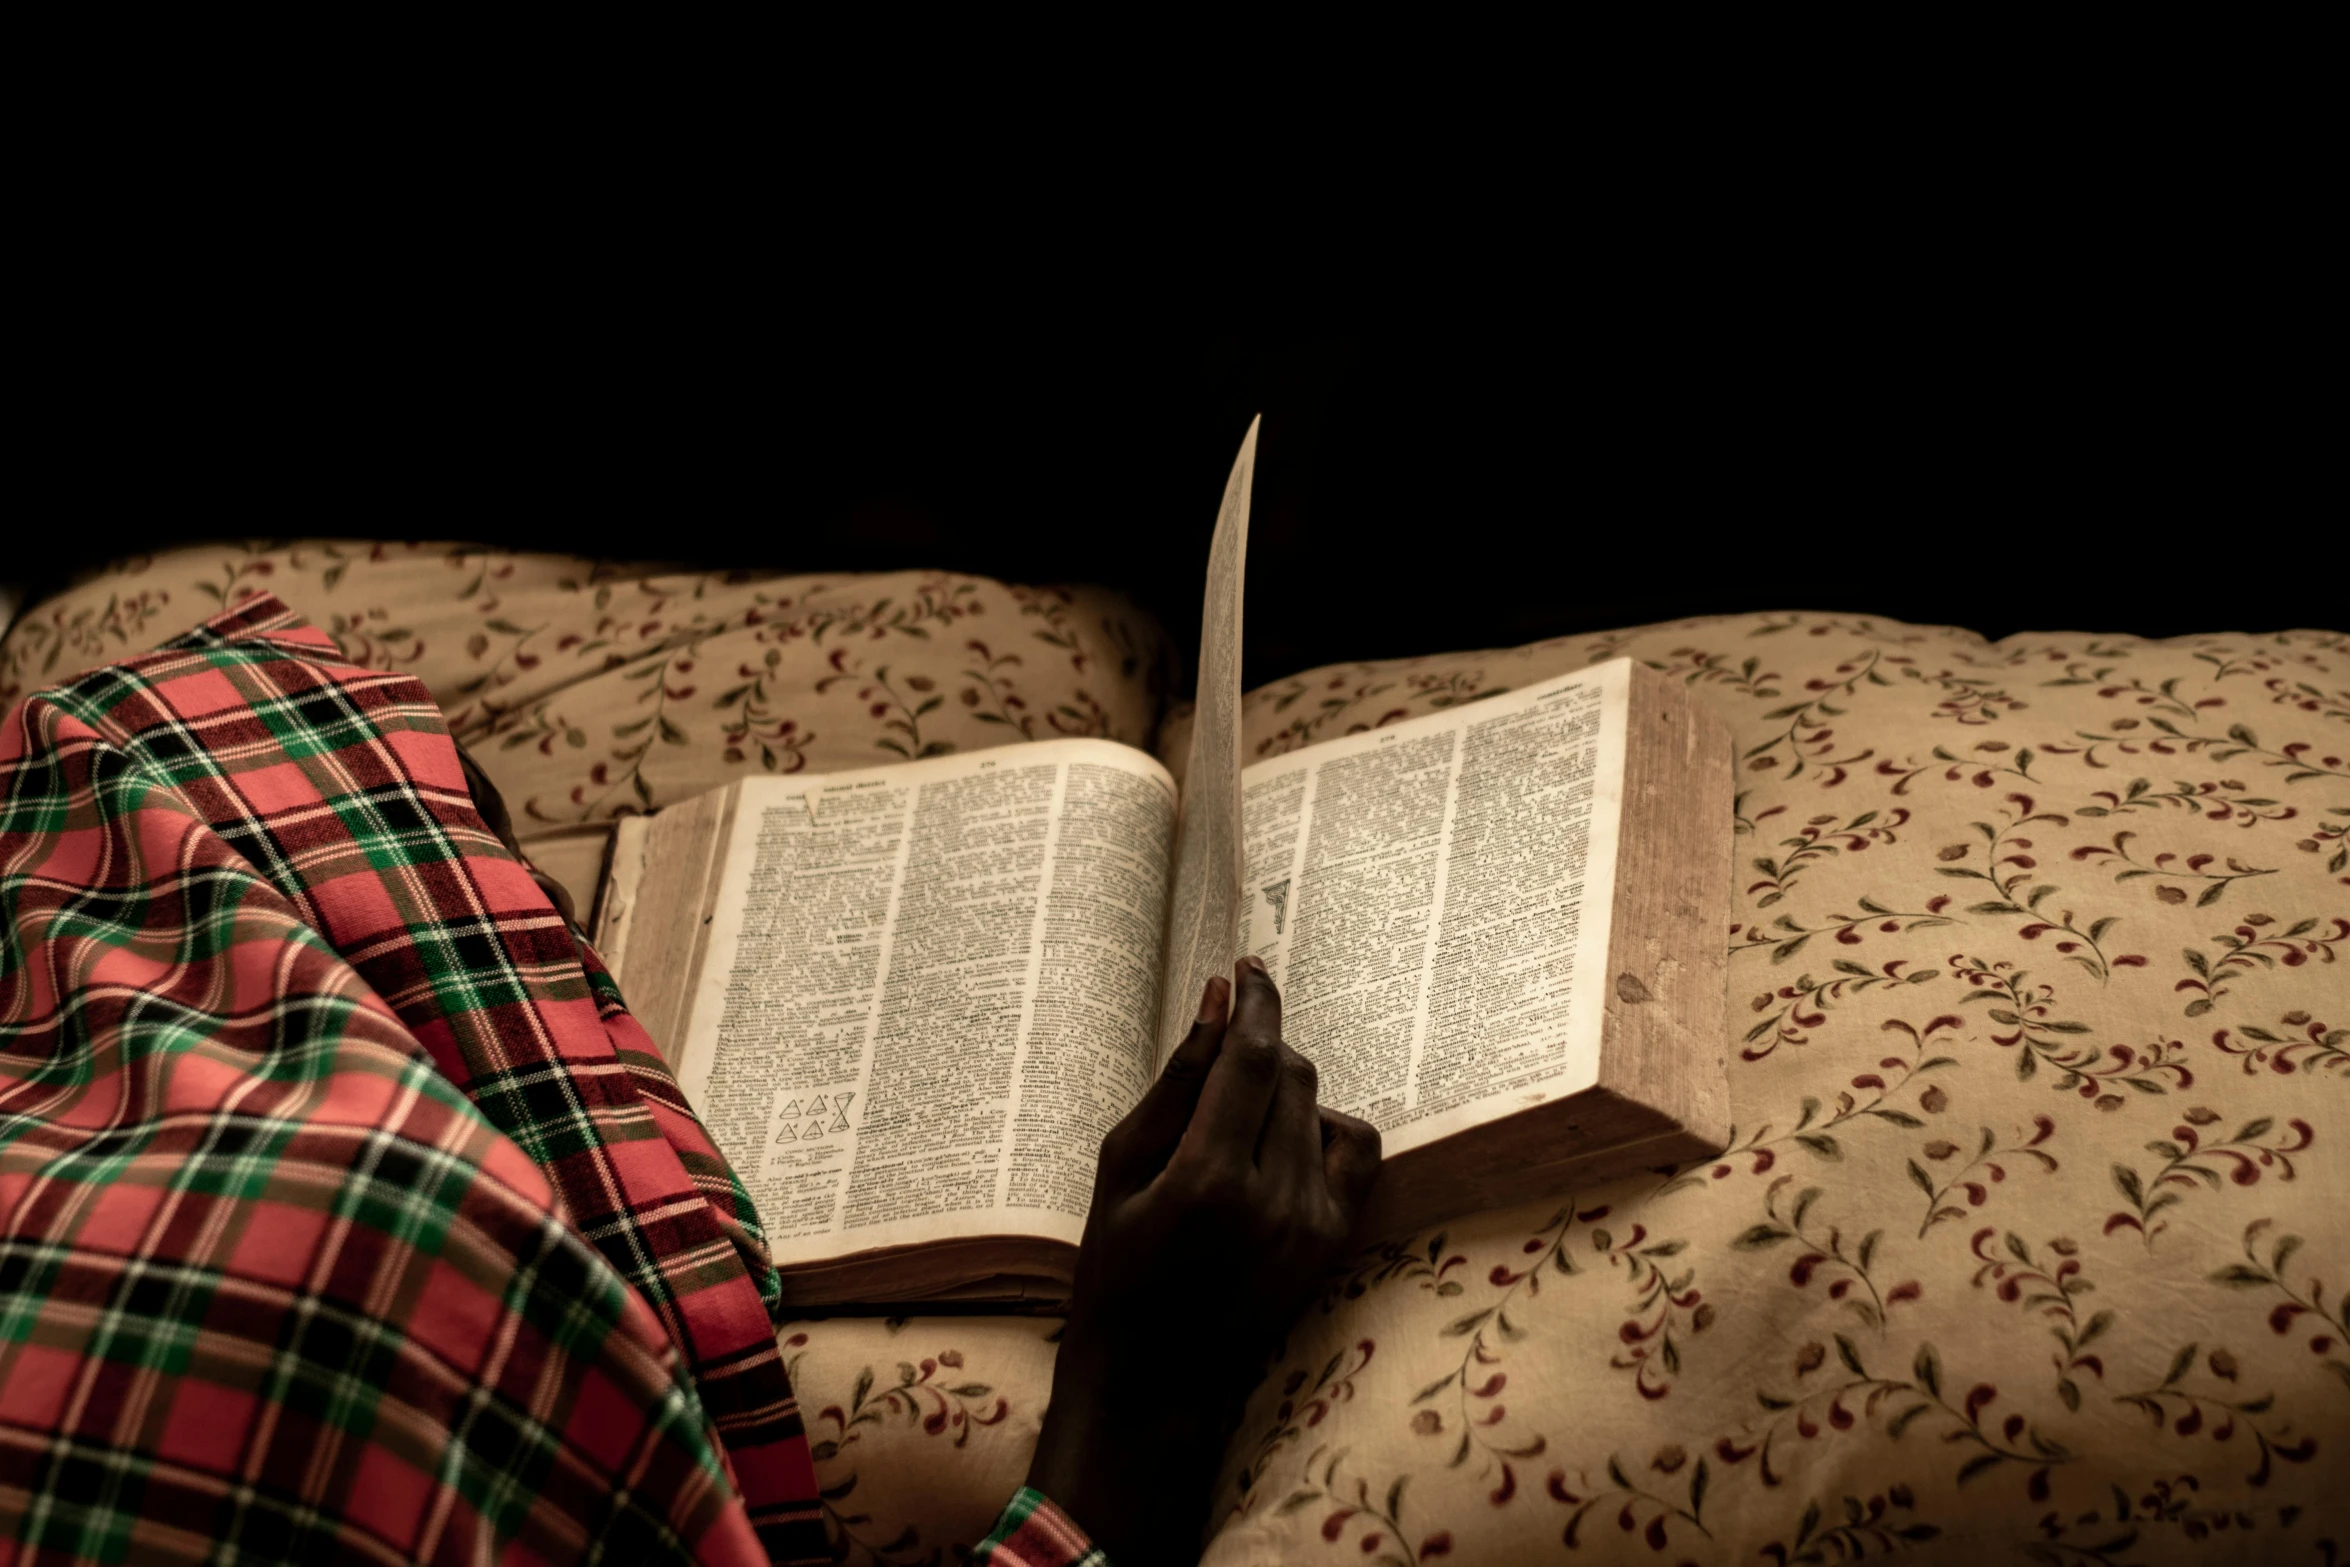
[[1174, 614, 2349, 1564], [1, 543, 1172, 915]]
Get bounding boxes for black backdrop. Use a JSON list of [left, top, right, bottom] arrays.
[[22, 279, 2328, 696], [15, 74, 2333, 697]]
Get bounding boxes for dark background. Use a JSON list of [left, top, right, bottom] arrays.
[[17, 183, 2330, 693]]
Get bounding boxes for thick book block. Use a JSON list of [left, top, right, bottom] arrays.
[[587, 424, 1736, 1305], [1351, 663, 1734, 1241], [594, 661, 1735, 1304]]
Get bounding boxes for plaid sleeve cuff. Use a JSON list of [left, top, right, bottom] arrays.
[[974, 1487, 1110, 1566]]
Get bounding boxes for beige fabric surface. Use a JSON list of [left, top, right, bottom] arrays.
[[780, 1314, 1063, 1558], [0, 543, 1171, 916], [1175, 616, 2348, 1566]]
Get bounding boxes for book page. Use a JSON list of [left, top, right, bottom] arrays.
[[671, 740, 1177, 1267], [1157, 416, 1256, 1061], [1239, 659, 1631, 1157]]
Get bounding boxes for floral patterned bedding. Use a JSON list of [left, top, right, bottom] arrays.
[[1174, 618, 2349, 1566], [0, 544, 1170, 920], [7, 552, 2345, 1563]]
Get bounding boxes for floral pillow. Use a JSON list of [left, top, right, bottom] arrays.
[[1175, 615, 2348, 1565], [2, 543, 1172, 909]]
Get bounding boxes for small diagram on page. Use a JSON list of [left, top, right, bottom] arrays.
[[773, 1088, 858, 1143]]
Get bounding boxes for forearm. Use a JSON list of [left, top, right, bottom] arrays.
[[1024, 1335, 1247, 1567], [1005, 962, 1380, 1567]]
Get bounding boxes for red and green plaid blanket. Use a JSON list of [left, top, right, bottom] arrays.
[[0, 597, 827, 1564]]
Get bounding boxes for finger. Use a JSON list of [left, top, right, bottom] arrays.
[[1102, 976, 1228, 1179], [1176, 956, 1285, 1168], [1320, 1108, 1382, 1224], [1257, 1041, 1325, 1193]]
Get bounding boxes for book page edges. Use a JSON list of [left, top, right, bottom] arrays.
[[770, 1234, 1077, 1310], [593, 815, 651, 982], [1359, 1089, 1713, 1240], [1352, 664, 1732, 1242], [596, 786, 742, 1070], [1594, 661, 1734, 1157]]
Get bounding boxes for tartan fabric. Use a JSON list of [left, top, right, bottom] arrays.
[[0, 595, 825, 1563], [973, 1489, 1108, 1567]]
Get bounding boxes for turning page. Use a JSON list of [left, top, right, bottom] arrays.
[[671, 740, 1177, 1267], [1237, 660, 1632, 1158], [1156, 416, 1256, 1060]]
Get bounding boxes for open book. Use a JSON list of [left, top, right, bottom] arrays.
[[592, 423, 1734, 1305]]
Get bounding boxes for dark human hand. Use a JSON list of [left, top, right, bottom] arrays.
[[1026, 958, 1381, 1566]]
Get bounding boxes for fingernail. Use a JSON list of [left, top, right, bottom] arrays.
[[1198, 975, 1229, 1023], [1238, 955, 1267, 977]]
